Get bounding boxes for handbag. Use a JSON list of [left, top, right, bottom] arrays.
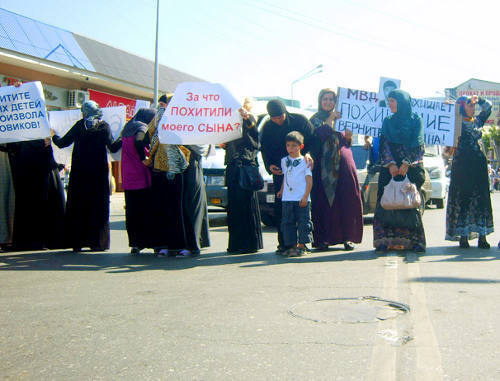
[[238, 165, 264, 191], [375, 205, 421, 230], [380, 176, 421, 210]]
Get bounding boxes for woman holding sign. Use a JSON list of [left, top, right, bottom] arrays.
[[309, 89, 363, 251], [373, 89, 426, 252], [222, 98, 263, 254], [52, 100, 118, 252], [446, 96, 493, 248], [146, 94, 192, 256]]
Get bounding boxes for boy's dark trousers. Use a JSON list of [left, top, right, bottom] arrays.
[[281, 201, 312, 247]]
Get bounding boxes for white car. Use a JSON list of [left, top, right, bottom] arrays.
[[423, 145, 449, 208]]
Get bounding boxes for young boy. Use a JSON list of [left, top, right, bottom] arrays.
[[276, 131, 313, 257]]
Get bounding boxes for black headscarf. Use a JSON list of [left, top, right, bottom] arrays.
[[121, 108, 156, 138], [381, 89, 424, 148]]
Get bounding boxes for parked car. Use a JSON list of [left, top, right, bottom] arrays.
[[351, 143, 432, 215], [202, 144, 278, 226], [423, 145, 449, 208], [202, 107, 313, 226], [202, 146, 228, 209]]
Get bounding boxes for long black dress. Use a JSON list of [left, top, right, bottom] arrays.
[[4, 140, 66, 250], [224, 116, 263, 253], [183, 145, 210, 254], [53, 120, 116, 251]]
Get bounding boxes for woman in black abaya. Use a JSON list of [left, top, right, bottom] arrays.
[[52, 101, 118, 252], [222, 99, 263, 254]]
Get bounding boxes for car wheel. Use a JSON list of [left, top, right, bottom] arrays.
[[435, 198, 444, 209], [261, 213, 275, 227]]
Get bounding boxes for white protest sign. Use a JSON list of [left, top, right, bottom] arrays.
[[134, 100, 150, 115], [0, 81, 51, 143], [336, 87, 456, 146], [102, 105, 126, 161], [49, 109, 81, 165], [48, 105, 126, 164], [158, 82, 242, 145]]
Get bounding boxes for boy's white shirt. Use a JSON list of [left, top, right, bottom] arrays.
[[280, 155, 312, 202]]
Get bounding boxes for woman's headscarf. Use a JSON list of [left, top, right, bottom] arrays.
[[121, 108, 156, 138], [381, 89, 424, 148], [81, 100, 102, 121], [455, 96, 472, 118], [310, 88, 340, 207], [310, 88, 337, 122]]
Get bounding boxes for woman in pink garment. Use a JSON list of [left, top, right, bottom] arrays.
[[114, 108, 156, 254]]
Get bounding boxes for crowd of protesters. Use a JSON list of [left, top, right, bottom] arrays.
[[0, 84, 497, 255]]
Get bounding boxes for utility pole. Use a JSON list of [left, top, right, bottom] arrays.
[[153, 0, 160, 107]]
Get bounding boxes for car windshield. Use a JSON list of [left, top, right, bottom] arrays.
[[351, 145, 369, 170], [424, 145, 439, 156]]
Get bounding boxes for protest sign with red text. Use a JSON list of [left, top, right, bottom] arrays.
[[158, 82, 242, 145]]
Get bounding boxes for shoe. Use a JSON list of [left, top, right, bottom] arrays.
[[130, 247, 141, 255], [157, 249, 168, 257], [478, 239, 490, 249], [90, 247, 107, 252], [344, 242, 355, 251], [179, 249, 191, 257], [287, 247, 304, 257], [459, 237, 470, 248], [275, 246, 286, 255]]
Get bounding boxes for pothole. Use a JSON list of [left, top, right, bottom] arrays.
[[288, 296, 410, 324]]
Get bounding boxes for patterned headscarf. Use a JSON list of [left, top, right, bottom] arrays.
[[81, 100, 102, 121], [309, 88, 340, 207]]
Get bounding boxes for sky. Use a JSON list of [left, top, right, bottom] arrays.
[[1, 0, 499, 108]]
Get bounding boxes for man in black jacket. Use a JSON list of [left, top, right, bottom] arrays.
[[260, 99, 315, 254]]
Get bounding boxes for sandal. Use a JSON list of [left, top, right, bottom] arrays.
[[288, 247, 305, 257]]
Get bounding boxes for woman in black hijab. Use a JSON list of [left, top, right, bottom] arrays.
[[53, 101, 119, 252], [223, 98, 263, 254], [373, 89, 426, 252]]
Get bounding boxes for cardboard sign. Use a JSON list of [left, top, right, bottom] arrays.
[[158, 82, 242, 145], [0, 81, 51, 143], [49, 106, 126, 164], [336, 87, 457, 146]]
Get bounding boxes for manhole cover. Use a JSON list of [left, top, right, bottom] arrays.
[[288, 296, 410, 324]]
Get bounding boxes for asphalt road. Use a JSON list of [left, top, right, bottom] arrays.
[[1, 193, 499, 380]]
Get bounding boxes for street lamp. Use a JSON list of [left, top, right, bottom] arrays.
[[291, 64, 323, 105]]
